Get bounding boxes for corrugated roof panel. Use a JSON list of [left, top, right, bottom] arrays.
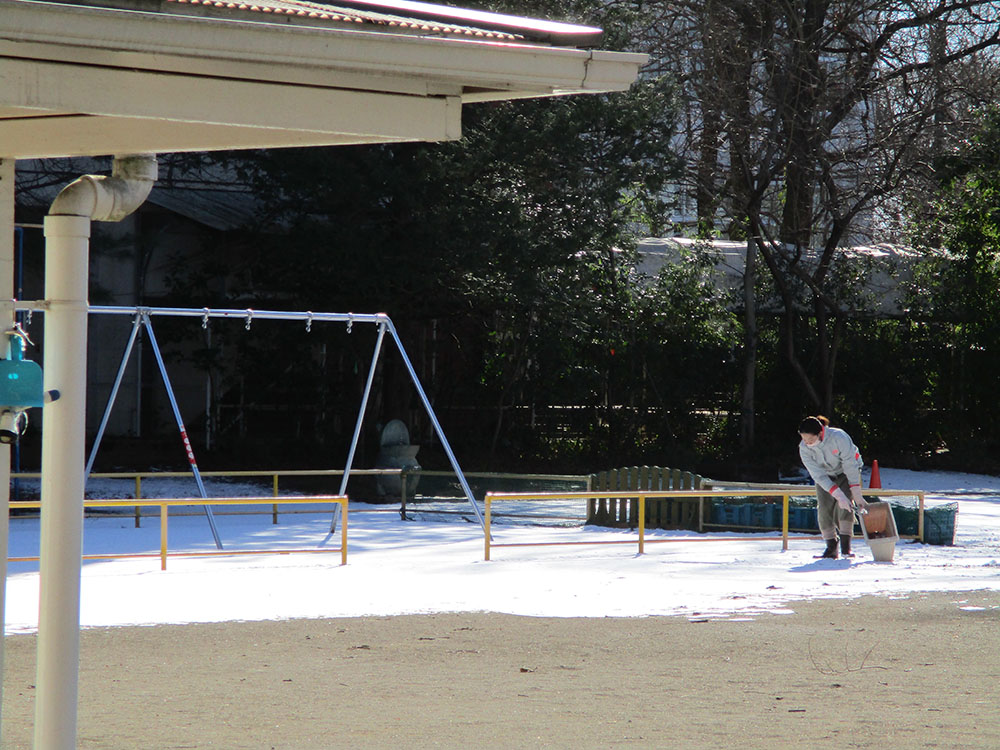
[[167, 0, 524, 40], [294, 0, 604, 45]]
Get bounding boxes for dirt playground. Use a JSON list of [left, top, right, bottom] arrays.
[[2, 589, 999, 749]]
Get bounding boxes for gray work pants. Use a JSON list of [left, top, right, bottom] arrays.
[[816, 474, 856, 540]]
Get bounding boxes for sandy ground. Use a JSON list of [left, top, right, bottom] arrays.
[[3, 590, 999, 749]]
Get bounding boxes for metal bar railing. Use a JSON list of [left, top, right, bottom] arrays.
[[8, 495, 347, 570], [15, 468, 390, 480], [14, 467, 590, 532], [13, 468, 388, 526], [11, 467, 586, 523], [398, 468, 587, 520], [483, 488, 926, 560]]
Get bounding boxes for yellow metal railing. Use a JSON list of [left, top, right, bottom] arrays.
[[483, 488, 926, 561], [12, 468, 591, 524], [12, 469, 383, 526], [8, 495, 347, 570]]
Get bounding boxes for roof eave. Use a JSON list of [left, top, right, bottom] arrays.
[[2, 0, 645, 97], [0, 0, 646, 158]]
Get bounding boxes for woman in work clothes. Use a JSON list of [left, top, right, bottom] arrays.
[[797, 416, 867, 559]]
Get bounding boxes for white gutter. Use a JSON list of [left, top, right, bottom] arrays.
[[35, 153, 156, 750]]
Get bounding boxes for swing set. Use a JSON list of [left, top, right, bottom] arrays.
[[16, 303, 486, 548]]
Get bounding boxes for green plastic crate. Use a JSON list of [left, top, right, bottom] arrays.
[[886, 501, 958, 545]]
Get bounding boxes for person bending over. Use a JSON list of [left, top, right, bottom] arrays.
[[797, 415, 867, 559]]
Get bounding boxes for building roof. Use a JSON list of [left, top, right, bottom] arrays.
[[0, 0, 645, 159], [636, 237, 924, 317]]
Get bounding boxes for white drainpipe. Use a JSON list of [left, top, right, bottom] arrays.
[[36, 154, 157, 750]]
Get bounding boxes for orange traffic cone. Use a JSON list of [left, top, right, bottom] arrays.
[[869, 459, 881, 489]]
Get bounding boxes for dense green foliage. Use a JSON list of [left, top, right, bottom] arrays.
[[90, 3, 1000, 477], [896, 107, 1000, 469], [159, 21, 742, 471]]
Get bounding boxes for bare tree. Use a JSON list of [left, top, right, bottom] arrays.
[[636, 0, 1000, 448]]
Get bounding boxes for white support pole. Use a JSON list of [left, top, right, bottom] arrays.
[[35, 213, 91, 750], [0, 156, 15, 744], [330, 321, 386, 533], [338, 321, 387, 496]]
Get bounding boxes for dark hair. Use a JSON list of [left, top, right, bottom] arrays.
[[798, 415, 829, 435]]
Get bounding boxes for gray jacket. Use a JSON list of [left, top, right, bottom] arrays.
[[799, 426, 863, 491]]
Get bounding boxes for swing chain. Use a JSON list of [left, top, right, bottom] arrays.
[[202, 308, 210, 330], [346, 313, 353, 334], [305, 312, 313, 333], [245, 309, 253, 331]]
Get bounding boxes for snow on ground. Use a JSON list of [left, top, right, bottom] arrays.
[[4, 467, 1000, 632]]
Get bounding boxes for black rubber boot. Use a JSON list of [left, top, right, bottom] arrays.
[[840, 534, 854, 558], [815, 538, 839, 559]]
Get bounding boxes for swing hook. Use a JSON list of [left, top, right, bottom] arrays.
[[245, 309, 254, 331], [202, 308, 210, 330], [305, 312, 313, 333], [6, 320, 34, 349]]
